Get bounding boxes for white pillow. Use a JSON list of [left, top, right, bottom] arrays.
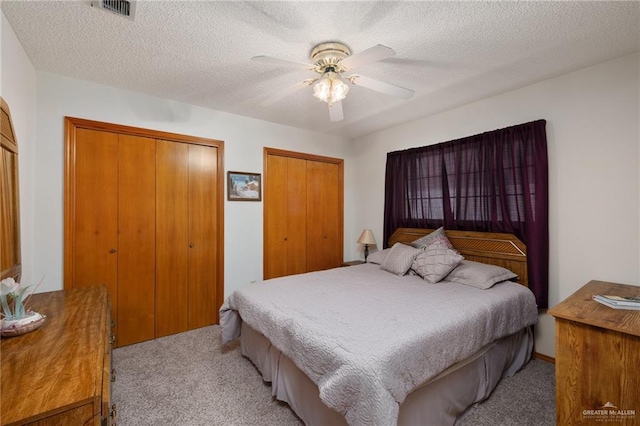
[[381, 243, 422, 276], [412, 242, 464, 283], [444, 260, 517, 289], [411, 227, 455, 251], [367, 248, 391, 265]]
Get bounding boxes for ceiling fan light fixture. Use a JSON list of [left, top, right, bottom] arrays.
[[253, 42, 411, 121], [313, 71, 349, 105]]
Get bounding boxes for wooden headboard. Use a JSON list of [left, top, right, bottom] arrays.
[[388, 228, 528, 287]]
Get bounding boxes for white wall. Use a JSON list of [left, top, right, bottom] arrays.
[[31, 72, 354, 296], [0, 13, 37, 285], [351, 53, 640, 358]]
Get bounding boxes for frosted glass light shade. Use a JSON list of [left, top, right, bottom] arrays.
[[313, 78, 332, 102], [313, 72, 349, 105], [331, 79, 349, 101]]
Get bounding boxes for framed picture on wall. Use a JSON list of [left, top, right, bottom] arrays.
[[227, 171, 262, 201]]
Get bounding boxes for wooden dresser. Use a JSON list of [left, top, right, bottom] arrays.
[[1, 286, 115, 425], [549, 280, 640, 426]]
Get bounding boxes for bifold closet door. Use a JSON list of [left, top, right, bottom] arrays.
[[156, 140, 189, 337], [73, 129, 118, 325], [67, 118, 224, 346], [265, 154, 286, 279], [264, 155, 307, 279], [117, 135, 156, 346], [74, 129, 156, 346], [156, 141, 219, 337], [321, 162, 341, 269], [306, 161, 341, 272], [187, 144, 218, 329]]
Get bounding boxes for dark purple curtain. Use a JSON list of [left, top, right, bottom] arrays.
[[383, 120, 548, 308]]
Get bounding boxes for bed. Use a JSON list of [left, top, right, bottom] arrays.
[[220, 228, 538, 426]]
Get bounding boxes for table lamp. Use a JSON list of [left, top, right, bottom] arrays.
[[357, 229, 376, 261]]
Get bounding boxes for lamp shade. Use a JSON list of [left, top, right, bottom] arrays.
[[357, 229, 376, 245]]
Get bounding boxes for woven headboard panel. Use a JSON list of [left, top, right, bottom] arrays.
[[388, 228, 528, 287]]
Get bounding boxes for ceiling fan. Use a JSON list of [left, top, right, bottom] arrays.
[[252, 42, 415, 122]]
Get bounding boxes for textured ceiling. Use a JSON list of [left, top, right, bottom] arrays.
[[2, 1, 639, 139]]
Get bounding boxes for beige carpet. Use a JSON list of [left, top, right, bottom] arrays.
[[113, 325, 554, 425]]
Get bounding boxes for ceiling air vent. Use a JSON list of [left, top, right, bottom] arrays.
[[91, 0, 136, 21]]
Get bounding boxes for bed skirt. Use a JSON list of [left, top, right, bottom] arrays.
[[240, 322, 533, 426]]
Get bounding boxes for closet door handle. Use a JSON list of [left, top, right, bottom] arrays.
[[189, 243, 194, 248], [284, 237, 288, 241], [109, 248, 117, 254]]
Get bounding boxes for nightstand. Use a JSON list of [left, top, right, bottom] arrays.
[[341, 260, 365, 267], [548, 280, 640, 425]]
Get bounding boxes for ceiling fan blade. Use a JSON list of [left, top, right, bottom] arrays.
[[252, 55, 315, 70], [340, 44, 395, 70], [261, 79, 315, 106], [328, 100, 344, 122], [349, 75, 414, 99]]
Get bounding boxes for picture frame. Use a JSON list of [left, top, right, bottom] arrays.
[[227, 171, 262, 201]]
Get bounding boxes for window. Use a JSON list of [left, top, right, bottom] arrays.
[[384, 120, 549, 307]]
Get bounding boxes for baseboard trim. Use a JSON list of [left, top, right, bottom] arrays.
[[533, 352, 555, 364]]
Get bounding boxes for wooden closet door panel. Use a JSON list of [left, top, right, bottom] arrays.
[[156, 140, 189, 337], [265, 155, 288, 279], [306, 161, 341, 272], [117, 135, 156, 346], [286, 157, 307, 276], [187, 144, 218, 330], [305, 160, 324, 272], [321, 162, 341, 269], [74, 129, 118, 321]]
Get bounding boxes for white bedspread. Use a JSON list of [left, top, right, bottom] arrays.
[[220, 264, 538, 426]]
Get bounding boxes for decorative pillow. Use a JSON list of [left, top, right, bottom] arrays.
[[412, 242, 464, 283], [410, 227, 455, 251], [367, 248, 391, 265], [380, 243, 422, 276], [444, 260, 518, 289]]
